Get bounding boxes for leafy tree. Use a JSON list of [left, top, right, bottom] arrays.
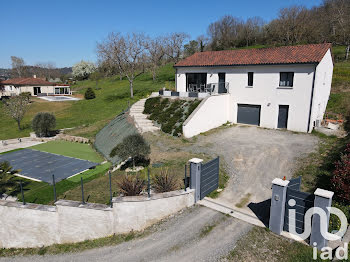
[[331, 143, 350, 204], [110, 134, 150, 168], [32, 112, 56, 137], [72, 60, 96, 80], [0, 161, 19, 196], [3, 95, 30, 130], [184, 40, 200, 57], [84, 87, 96, 100]]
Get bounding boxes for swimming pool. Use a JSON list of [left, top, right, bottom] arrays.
[[38, 96, 81, 102]]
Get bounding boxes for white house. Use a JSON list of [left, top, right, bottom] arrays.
[[173, 43, 333, 137], [0, 76, 71, 98]]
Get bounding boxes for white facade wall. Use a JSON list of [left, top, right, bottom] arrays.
[[20, 85, 55, 95], [1, 85, 55, 97], [0, 189, 194, 248], [309, 50, 334, 130], [1, 85, 21, 96], [176, 51, 333, 133], [183, 94, 231, 138]]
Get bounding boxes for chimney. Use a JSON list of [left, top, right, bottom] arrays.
[[33, 75, 36, 78]]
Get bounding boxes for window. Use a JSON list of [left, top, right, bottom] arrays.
[[279, 72, 294, 87], [248, 72, 254, 87]]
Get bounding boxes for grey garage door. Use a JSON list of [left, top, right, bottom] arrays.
[[237, 104, 261, 126]]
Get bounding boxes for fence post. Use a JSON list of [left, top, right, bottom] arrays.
[[269, 178, 289, 235], [310, 188, 334, 250], [52, 174, 57, 203], [81, 177, 85, 205], [147, 168, 151, 198], [108, 171, 113, 208], [184, 164, 187, 191], [20, 181, 25, 205], [189, 158, 203, 203]]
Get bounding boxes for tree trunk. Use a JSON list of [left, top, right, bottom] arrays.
[[130, 80, 134, 98], [132, 157, 135, 169], [346, 45, 350, 60], [152, 68, 156, 82], [17, 119, 21, 130]]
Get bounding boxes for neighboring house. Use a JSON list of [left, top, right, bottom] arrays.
[[0, 76, 71, 98], [173, 43, 333, 136]]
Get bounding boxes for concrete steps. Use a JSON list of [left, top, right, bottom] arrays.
[[129, 94, 160, 134]]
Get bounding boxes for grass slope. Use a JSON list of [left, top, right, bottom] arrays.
[[30, 140, 103, 163], [0, 64, 175, 140]]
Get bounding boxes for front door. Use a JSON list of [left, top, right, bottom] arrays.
[[33, 87, 41, 96], [278, 105, 289, 129], [218, 73, 226, 93]]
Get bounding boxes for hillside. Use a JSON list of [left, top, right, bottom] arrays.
[[0, 64, 175, 140]]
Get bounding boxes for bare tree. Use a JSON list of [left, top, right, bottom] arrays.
[[241, 17, 265, 46], [208, 15, 244, 50], [10, 56, 26, 78], [33, 62, 58, 79], [146, 36, 166, 81], [164, 32, 189, 62], [3, 96, 30, 130], [97, 32, 147, 97]]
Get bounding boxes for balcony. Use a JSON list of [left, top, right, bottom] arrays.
[[159, 82, 229, 99], [188, 82, 229, 94]]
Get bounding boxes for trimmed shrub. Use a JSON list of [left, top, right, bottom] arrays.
[[152, 168, 178, 193], [32, 112, 56, 137], [84, 87, 96, 100], [20, 92, 31, 100], [110, 134, 150, 168], [145, 98, 200, 137], [144, 97, 161, 114], [117, 174, 145, 196]]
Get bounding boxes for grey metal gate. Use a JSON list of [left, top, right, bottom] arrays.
[[283, 177, 315, 234], [200, 157, 219, 200]]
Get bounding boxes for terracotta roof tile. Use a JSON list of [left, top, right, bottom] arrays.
[[0, 77, 54, 86], [175, 43, 332, 67]]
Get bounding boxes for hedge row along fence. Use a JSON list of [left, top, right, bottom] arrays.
[[143, 97, 201, 136]]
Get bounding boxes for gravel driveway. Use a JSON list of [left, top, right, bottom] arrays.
[[1, 206, 252, 262], [189, 125, 319, 216]]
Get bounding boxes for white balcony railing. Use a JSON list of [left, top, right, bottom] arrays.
[[188, 82, 229, 94]]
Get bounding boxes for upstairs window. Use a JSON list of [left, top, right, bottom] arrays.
[[248, 72, 254, 87], [280, 72, 294, 87]]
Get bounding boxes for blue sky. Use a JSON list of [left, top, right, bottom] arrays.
[[1, 0, 322, 68]]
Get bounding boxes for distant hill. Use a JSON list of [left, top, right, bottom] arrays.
[[0, 67, 72, 80]]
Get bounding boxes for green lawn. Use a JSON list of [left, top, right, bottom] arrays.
[[67, 162, 111, 182], [0, 63, 175, 140], [29, 140, 104, 163]]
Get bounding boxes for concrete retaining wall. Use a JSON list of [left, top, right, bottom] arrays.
[[183, 94, 231, 138], [0, 189, 194, 248]]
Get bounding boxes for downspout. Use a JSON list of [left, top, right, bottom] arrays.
[[307, 65, 317, 133], [175, 68, 177, 91]]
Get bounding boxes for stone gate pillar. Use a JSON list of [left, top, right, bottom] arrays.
[[189, 158, 203, 203], [310, 188, 334, 250], [269, 178, 289, 235]]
